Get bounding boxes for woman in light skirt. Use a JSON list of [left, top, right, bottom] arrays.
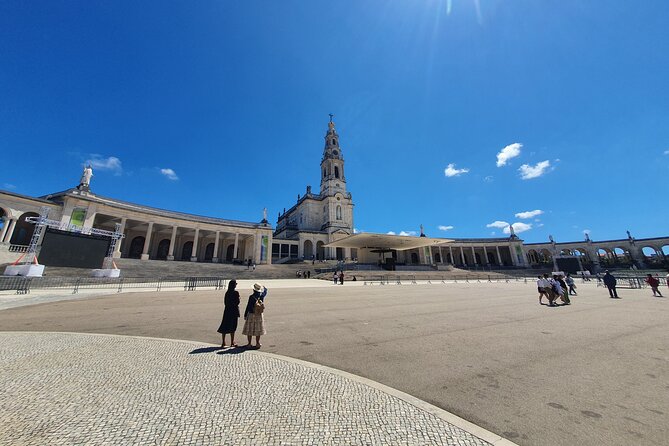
[[242, 283, 268, 349]]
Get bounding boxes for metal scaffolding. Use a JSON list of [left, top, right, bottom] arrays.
[[24, 208, 124, 268]]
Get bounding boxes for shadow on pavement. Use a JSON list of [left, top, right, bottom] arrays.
[[216, 347, 247, 355], [189, 346, 222, 354]]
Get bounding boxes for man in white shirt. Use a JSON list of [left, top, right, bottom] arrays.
[[536, 275, 549, 305]]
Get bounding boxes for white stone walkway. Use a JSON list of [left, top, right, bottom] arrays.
[[0, 332, 515, 445]]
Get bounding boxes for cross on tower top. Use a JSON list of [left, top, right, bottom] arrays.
[[329, 113, 334, 122]]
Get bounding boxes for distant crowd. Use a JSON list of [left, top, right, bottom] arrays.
[[537, 270, 666, 305]]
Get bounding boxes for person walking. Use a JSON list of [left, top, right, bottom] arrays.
[[557, 275, 571, 304], [339, 270, 345, 285], [242, 283, 268, 349], [566, 274, 577, 296], [645, 274, 663, 297], [333, 272, 338, 284], [217, 279, 240, 348], [603, 270, 619, 298], [546, 275, 561, 306], [537, 275, 549, 304]]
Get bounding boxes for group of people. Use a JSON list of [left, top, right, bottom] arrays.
[[333, 270, 345, 284], [602, 270, 667, 299], [296, 270, 311, 278], [216, 280, 268, 349], [538, 270, 668, 303], [536, 273, 577, 306]]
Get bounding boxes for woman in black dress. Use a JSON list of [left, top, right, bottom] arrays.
[[217, 279, 240, 348]]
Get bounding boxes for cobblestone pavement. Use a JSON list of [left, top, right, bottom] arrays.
[[0, 332, 499, 446]]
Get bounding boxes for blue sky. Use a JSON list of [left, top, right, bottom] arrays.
[[1, 0, 667, 243]]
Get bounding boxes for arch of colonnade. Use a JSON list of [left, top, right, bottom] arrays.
[[524, 237, 669, 270], [90, 213, 262, 263]]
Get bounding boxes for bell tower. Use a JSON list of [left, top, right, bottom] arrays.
[[320, 114, 347, 196]]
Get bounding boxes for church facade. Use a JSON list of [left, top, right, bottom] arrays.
[[272, 117, 356, 263]]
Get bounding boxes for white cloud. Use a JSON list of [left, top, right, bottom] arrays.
[[444, 163, 470, 177], [160, 168, 179, 181], [2, 183, 16, 190], [438, 225, 454, 231], [483, 176, 494, 182], [496, 143, 522, 167], [387, 231, 396, 235], [86, 155, 123, 175], [515, 209, 543, 219], [486, 220, 510, 229], [504, 222, 532, 234], [399, 231, 418, 236], [518, 160, 551, 179]]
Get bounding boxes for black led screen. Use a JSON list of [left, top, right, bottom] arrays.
[[556, 257, 581, 274], [39, 228, 111, 268]]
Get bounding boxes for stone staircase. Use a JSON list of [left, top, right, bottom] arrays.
[[1, 257, 542, 281], [314, 267, 516, 281]]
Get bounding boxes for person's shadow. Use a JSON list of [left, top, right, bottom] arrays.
[[216, 346, 246, 355], [189, 346, 222, 354]]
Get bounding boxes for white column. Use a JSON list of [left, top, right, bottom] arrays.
[[191, 228, 200, 262], [59, 203, 75, 226], [449, 246, 453, 264], [83, 205, 97, 229], [212, 231, 220, 262], [471, 246, 477, 265], [5, 218, 17, 244], [483, 246, 489, 265], [496, 246, 502, 265], [140, 222, 154, 260], [113, 217, 127, 258], [0, 217, 10, 243], [233, 233, 239, 259], [510, 245, 520, 266], [253, 234, 262, 263], [167, 226, 178, 260], [460, 246, 466, 265]]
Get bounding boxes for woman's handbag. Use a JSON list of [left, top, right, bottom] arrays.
[[254, 298, 265, 314]]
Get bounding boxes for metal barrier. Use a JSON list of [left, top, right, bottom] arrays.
[[587, 275, 666, 289], [0, 275, 227, 295], [358, 274, 536, 286]]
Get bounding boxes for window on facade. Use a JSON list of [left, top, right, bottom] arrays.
[[323, 168, 326, 178], [332, 138, 336, 145], [336, 205, 342, 220], [334, 166, 339, 178]]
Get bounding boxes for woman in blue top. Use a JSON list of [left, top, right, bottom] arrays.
[[242, 283, 268, 349]]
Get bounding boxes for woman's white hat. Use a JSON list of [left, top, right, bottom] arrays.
[[253, 283, 263, 291]]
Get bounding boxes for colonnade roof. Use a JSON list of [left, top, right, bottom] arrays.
[[41, 189, 269, 230], [1, 190, 60, 205], [525, 236, 669, 246], [325, 233, 451, 251], [447, 237, 516, 243]]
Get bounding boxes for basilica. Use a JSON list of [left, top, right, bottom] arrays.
[[0, 118, 667, 271]]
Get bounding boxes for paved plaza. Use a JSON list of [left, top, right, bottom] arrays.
[[1, 332, 504, 446], [1, 280, 668, 445]]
